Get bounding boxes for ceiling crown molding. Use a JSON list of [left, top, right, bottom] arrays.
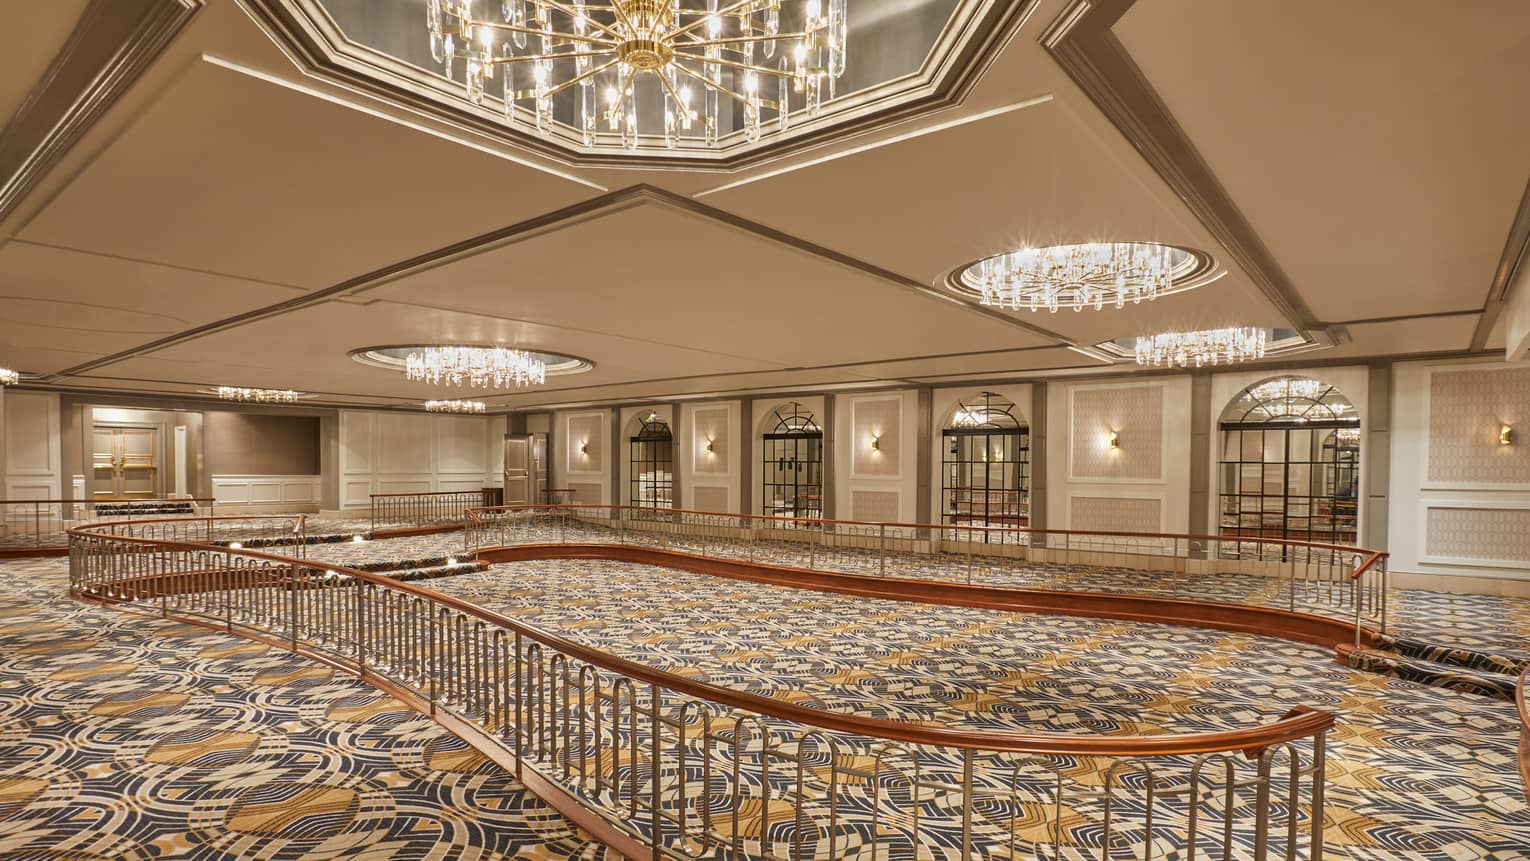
[[237, 0, 1037, 170], [0, 0, 205, 224]]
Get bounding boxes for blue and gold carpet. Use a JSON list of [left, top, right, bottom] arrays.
[[0, 556, 611, 860]]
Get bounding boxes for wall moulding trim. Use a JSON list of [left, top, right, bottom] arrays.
[[1419, 363, 1530, 491], [237, 0, 1039, 170], [211, 474, 321, 508], [0, 0, 205, 223], [1065, 489, 1167, 535], [1417, 500, 1530, 572], [1065, 381, 1168, 485]]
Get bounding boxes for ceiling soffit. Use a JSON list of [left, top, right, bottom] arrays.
[[0, 0, 203, 223], [238, 0, 1036, 169], [1042, 0, 1323, 338]]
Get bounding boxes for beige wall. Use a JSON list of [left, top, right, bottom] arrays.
[[204, 411, 320, 476]]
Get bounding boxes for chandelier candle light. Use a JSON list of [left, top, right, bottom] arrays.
[[406, 346, 547, 389], [0, 367, 18, 386], [425, 399, 489, 414], [217, 386, 302, 403], [1135, 327, 1267, 368], [967, 242, 1178, 313], [426, 0, 847, 149]]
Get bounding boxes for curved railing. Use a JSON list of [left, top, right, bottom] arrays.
[[372, 490, 498, 533], [465, 504, 1388, 646], [1518, 665, 1530, 801], [0, 497, 216, 551], [70, 514, 1333, 860]]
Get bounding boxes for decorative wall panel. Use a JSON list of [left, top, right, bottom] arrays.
[[569, 482, 603, 504], [211, 474, 320, 509], [566, 413, 604, 474], [692, 485, 729, 513], [850, 397, 901, 478], [852, 490, 901, 523], [1070, 385, 1163, 481], [1069, 496, 1161, 533], [692, 406, 730, 475], [1424, 506, 1530, 565], [1427, 367, 1530, 485]]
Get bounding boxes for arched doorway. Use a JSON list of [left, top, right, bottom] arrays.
[[628, 412, 673, 510], [761, 402, 822, 520], [1218, 377, 1360, 550], [941, 392, 1029, 534]]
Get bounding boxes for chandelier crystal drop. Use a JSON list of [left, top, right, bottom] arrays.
[[406, 346, 547, 389], [1135, 327, 1267, 368], [425, 399, 488, 414], [0, 368, 18, 386], [966, 242, 1179, 313], [426, 0, 847, 150], [217, 386, 302, 403]]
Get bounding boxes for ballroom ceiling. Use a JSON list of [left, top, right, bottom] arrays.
[[0, 0, 1525, 411]]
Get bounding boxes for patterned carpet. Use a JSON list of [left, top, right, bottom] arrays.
[[427, 558, 1530, 861], [0, 556, 611, 860]]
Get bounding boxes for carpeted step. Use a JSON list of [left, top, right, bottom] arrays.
[[377, 559, 488, 582], [1341, 645, 1518, 700], [1372, 632, 1527, 677]]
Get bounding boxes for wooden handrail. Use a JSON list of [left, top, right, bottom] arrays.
[[465, 503, 1389, 572], [371, 490, 491, 499], [0, 497, 216, 505], [70, 516, 1334, 758]]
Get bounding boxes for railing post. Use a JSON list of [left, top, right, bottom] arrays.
[[1252, 750, 1272, 860], [649, 681, 662, 861], [958, 748, 975, 857], [288, 563, 299, 650], [34, 501, 41, 549], [1312, 731, 1327, 861], [356, 581, 367, 675], [878, 524, 886, 577]]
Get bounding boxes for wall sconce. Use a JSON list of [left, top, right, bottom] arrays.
[[580, 441, 589, 454], [705, 439, 715, 454], [871, 434, 881, 452], [1108, 431, 1120, 450], [1501, 424, 1515, 446]]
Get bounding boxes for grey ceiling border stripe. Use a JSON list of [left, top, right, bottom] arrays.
[[0, 0, 204, 224], [1470, 178, 1530, 352], [46, 184, 1073, 382], [1042, 0, 1323, 334]]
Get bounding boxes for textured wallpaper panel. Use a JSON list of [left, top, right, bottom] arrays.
[[692, 485, 729, 513], [851, 397, 901, 477], [852, 490, 901, 523], [566, 413, 604, 474], [1425, 507, 1530, 564], [1427, 367, 1530, 484], [1070, 385, 1163, 480], [1069, 496, 1161, 533], [692, 406, 730, 475], [568, 482, 603, 505]]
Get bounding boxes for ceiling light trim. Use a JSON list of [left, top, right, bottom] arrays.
[[238, 0, 1038, 169]]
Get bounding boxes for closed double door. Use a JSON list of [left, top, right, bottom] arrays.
[[92, 427, 159, 499]]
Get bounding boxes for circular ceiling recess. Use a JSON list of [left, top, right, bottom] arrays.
[[350, 345, 595, 377], [947, 242, 1222, 312]]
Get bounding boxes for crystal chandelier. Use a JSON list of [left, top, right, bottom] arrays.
[[426, 0, 847, 149], [217, 386, 303, 403], [406, 346, 547, 388], [965, 242, 1180, 313], [0, 368, 17, 386], [425, 399, 488, 414], [1135, 327, 1266, 368]]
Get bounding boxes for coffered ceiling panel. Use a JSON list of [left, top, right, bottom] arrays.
[[1116, 0, 1530, 322], [700, 95, 1287, 343], [16, 56, 599, 290], [356, 197, 1056, 364]]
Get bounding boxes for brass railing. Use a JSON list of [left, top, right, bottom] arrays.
[[465, 505, 1389, 647], [0, 497, 216, 551], [70, 515, 1333, 861], [372, 490, 497, 533], [1518, 665, 1530, 801]]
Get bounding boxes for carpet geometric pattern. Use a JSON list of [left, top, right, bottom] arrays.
[[425, 558, 1530, 861], [0, 556, 612, 860]]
